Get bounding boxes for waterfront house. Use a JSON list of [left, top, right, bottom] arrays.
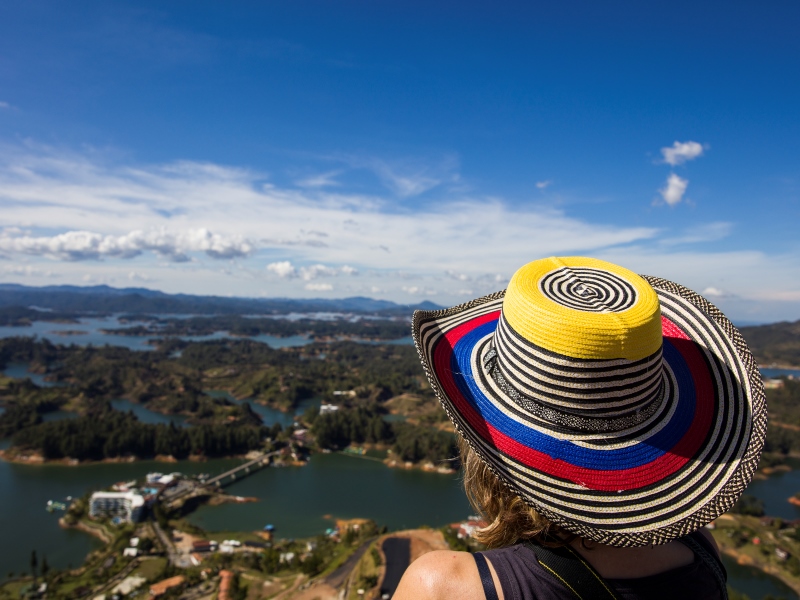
[[89, 491, 145, 523]]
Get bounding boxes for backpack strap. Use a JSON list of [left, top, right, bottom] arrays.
[[473, 552, 500, 600], [678, 532, 728, 600], [522, 541, 619, 600]]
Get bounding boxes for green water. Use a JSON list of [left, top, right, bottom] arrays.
[[0, 453, 469, 579], [3, 453, 800, 599], [0, 458, 236, 579], [187, 452, 470, 537], [723, 555, 798, 599]]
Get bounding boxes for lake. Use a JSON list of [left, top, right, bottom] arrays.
[[0, 453, 470, 581], [1, 327, 798, 597], [762, 368, 800, 379], [0, 316, 412, 351], [205, 390, 320, 429]]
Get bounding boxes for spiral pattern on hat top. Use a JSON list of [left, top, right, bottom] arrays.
[[412, 258, 766, 547], [539, 267, 639, 313], [502, 257, 663, 361]]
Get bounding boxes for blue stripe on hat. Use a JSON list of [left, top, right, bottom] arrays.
[[450, 319, 697, 471]]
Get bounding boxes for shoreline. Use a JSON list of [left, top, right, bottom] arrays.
[[760, 363, 800, 371], [0, 449, 250, 466], [59, 517, 113, 545], [719, 545, 800, 596]]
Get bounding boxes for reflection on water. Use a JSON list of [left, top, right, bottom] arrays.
[[188, 452, 470, 538], [0, 458, 228, 580], [745, 469, 800, 521], [1, 362, 63, 387], [723, 554, 799, 599], [205, 390, 320, 428], [762, 368, 800, 378], [0, 453, 470, 581], [0, 317, 157, 350]]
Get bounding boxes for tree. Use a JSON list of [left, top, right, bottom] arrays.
[[30, 550, 37, 580], [41, 555, 49, 580]]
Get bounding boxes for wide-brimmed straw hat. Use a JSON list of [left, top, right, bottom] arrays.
[[413, 256, 766, 547]]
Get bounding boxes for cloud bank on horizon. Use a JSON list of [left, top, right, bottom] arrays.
[[0, 141, 798, 322]]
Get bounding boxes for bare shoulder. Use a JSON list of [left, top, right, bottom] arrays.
[[392, 550, 493, 600]]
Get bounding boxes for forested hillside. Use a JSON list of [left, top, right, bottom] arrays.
[[740, 319, 800, 367]]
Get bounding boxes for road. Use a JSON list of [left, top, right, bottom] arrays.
[[379, 537, 411, 599], [324, 537, 377, 589], [153, 519, 192, 568]]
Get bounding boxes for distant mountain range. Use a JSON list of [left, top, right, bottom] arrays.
[[0, 283, 442, 316]]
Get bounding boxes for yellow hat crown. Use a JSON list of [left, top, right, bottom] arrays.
[[487, 257, 665, 432], [502, 256, 662, 361]]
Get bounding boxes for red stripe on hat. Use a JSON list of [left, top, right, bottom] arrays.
[[434, 314, 714, 491]]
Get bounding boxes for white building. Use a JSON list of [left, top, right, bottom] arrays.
[[89, 491, 145, 523]]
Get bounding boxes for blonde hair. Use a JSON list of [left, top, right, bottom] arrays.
[[459, 436, 572, 549]]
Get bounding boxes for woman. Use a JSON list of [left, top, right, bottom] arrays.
[[395, 257, 765, 600]]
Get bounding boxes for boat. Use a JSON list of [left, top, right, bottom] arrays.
[[46, 500, 67, 512]]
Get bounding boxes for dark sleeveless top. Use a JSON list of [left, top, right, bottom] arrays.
[[478, 532, 726, 600]]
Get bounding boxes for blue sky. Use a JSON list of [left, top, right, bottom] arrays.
[[0, 1, 798, 322]]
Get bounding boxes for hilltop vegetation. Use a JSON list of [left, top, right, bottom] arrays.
[[760, 378, 800, 467], [0, 336, 454, 464], [11, 409, 266, 461], [740, 319, 800, 367]]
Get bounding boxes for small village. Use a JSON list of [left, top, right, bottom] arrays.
[[0, 446, 486, 600]]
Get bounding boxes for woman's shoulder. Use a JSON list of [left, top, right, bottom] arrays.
[[393, 550, 499, 600]]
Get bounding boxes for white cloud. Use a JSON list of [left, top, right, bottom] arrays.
[[660, 222, 733, 245], [2, 265, 58, 278], [658, 173, 689, 207], [536, 180, 552, 189], [300, 264, 338, 280], [0, 228, 252, 261], [340, 155, 459, 197], [445, 270, 470, 281], [660, 141, 705, 166], [266, 261, 297, 278], [266, 261, 358, 280], [402, 285, 437, 296], [0, 144, 659, 276], [3, 142, 798, 321], [128, 271, 152, 282], [701, 287, 732, 298], [295, 170, 342, 189], [305, 282, 333, 291], [0, 102, 10, 109]]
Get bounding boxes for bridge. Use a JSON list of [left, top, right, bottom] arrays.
[[202, 450, 279, 487], [161, 450, 280, 507]]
